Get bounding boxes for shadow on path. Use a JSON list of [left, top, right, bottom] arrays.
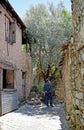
[[14, 103, 70, 130]]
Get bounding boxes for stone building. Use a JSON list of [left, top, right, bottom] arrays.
[[60, 0, 84, 129], [0, 0, 32, 115]]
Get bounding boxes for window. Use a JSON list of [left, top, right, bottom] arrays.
[[3, 69, 14, 89], [5, 16, 16, 44], [22, 72, 26, 80]]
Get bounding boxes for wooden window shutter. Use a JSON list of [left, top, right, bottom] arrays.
[[11, 21, 16, 43], [5, 17, 9, 43], [9, 22, 12, 44]]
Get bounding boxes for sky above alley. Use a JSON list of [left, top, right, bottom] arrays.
[[9, 0, 71, 18]]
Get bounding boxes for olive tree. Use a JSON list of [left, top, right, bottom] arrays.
[[23, 2, 73, 84]]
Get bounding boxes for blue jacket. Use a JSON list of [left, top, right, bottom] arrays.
[[43, 81, 53, 93]]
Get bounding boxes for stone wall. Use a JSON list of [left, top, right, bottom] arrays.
[[22, 52, 32, 99], [0, 3, 32, 102], [61, 40, 84, 129], [70, 43, 84, 130], [61, 0, 84, 129], [71, 0, 84, 129], [55, 79, 64, 103], [61, 41, 73, 113]]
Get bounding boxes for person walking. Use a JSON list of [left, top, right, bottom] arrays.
[[43, 78, 54, 107]]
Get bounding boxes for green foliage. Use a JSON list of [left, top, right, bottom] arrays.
[[23, 1, 73, 83], [22, 45, 26, 52], [37, 85, 43, 93]]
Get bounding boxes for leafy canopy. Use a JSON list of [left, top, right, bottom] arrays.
[[23, 2, 73, 83]]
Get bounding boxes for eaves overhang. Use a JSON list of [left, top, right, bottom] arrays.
[[0, 0, 26, 29]]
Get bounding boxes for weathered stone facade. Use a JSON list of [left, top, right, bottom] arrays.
[[0, 0, 32, 115], [61, 0, 84, 129], [55, 79, 64, 103]]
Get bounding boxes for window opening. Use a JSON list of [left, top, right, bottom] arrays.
[[3, 69, 14, 89], [5, 16, 16, 44]]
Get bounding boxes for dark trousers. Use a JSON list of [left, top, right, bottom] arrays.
[[45, 93, 53, 106]]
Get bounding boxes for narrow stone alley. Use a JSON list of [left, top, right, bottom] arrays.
[[0, 103, 70, 130]]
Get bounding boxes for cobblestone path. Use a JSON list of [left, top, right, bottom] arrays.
[[0, 103, 70, 130]]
